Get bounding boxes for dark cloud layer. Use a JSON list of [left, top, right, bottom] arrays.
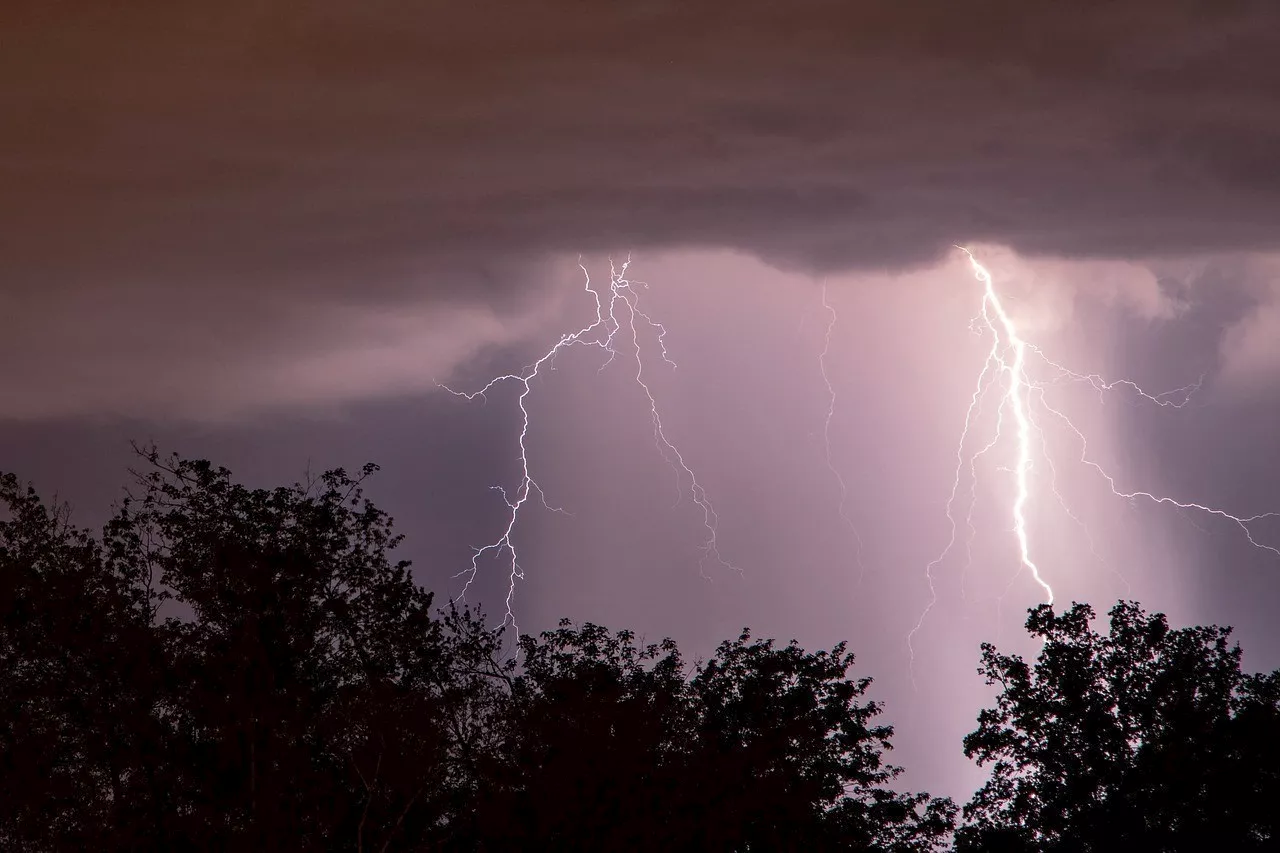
[[4, 0, 1280, 418], [7, 1, 1280, 281]]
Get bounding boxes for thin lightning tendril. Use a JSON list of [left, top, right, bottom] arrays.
[[441, 258, 736, 637], [818, 284, 865, 582], [1037, 394, 1280, 559], [908, 289, 1003, 672], [1028, 394, 1125, 596], [909, 247, 1279, 677], [958, 347, 1005, 600]]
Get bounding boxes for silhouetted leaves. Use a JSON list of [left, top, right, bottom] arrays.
[[959, 601, 1280, 852], [0, 451, 511, 850], [466, 623, 954, 852], [0, 453, 951, 851], [0, 471, 161, 849], [8, 453, 1280, 851]]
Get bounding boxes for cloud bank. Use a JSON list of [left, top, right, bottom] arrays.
[[4, 1, 1280, 416]]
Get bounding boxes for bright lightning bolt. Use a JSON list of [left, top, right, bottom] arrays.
[[442, 258, 737, 636], [818, 284, 865, 582], [967, 248, 1053, 603], [909, 246, 1280, 674]]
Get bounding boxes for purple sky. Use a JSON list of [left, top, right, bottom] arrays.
[[4, 0, 1280, 800]]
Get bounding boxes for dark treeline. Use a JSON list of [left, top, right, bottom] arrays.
[[2, 452, 1279, 851]]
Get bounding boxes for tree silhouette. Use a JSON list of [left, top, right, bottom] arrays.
[[466, 621, 956, 852], [25, 451, 1280, 851], [0, 471, 159, 849], [959, 601, 1280, 852], [3, 450, 513, 849], [1, 451, 956, 851]]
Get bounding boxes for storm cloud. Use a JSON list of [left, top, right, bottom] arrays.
[[4, 0, 1280, 416]]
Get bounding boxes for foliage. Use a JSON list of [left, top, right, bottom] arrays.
[[10, 450, 1280, 851], [958, 601, 1280, 852], [0, 451, 949, 851], [0, 471, 157, 849], [467, 622, 955, 851]]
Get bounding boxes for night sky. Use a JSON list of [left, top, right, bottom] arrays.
[[5, 1, 1280, 800]]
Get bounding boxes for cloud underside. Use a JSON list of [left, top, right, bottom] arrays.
[[3, 1, 1280, 416]]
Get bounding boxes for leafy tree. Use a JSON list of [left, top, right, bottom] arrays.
[[468, 621, 955, 852], [2, 450, 511, 850], [959, 601, 1280, 853], [688, 630, 954, 852], [1, 450, 955, 851], [0, 472, 159, 849]]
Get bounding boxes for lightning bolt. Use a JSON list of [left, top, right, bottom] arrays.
[[909, 247, 1279, 674], [967, 248, 1053, 603], [818, 284, 865, 582], [441, 257, 737, 636]]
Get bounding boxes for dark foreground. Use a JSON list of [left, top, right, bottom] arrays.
[[2, 451, 1278, 851]]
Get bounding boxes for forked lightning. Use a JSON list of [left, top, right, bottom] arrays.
[[909, 247, 1279, 669], [442, 259, 736, 636]]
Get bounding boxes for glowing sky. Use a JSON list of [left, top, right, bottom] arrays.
[[4, 0, 1280, 799]]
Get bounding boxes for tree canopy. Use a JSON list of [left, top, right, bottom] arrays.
[[4, 452, 1280, 850], [467, 621, 955, 851], [0, 451, 952, 851], [958, 601, 1280, 852], [1, 451, 512, 850]]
